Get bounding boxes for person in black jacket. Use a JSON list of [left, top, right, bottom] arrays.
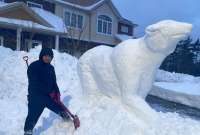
[[24, 48, 70, 135]]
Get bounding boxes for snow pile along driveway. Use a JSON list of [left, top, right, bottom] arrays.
[[150, 70, 200, 109]]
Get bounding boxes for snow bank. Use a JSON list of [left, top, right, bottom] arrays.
[[150, 83, 200, 109], [150, 70, 200, 109]]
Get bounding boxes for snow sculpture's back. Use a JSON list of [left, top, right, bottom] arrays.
[[78, 20, 192, 112]]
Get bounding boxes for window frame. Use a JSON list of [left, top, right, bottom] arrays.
[[27, 1, 43, 9], [97, 15, 113, 36], [121, 25, 129, 33], [63, 10, 84, 29]]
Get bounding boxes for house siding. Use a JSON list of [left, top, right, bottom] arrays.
[[59, 37, 114, 56], [55, 4, 90, 41], [55, 1, 121, 46], [90, 2, 120, 45]]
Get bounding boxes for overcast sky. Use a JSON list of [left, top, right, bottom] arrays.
[[112, 0, 200, 40]]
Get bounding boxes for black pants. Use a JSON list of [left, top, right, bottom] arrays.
[[24, 95, 65, 132]]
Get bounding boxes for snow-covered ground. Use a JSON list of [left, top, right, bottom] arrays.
[[0, 46, 200, 135], [150, 70, 200, 109]]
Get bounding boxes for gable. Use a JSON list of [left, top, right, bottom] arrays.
[[94, 1, 118, 20], [0, 7, 42, 24], [0, 2, 52, 27], [92, 0, 135, 26]]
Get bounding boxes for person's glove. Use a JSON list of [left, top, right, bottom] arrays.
[[72, 115, 80, 130]]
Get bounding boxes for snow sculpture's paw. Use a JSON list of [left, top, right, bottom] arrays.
[[41, 119, 75, 135]]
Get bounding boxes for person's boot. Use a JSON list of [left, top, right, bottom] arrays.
[[24, 130, 33, 135]]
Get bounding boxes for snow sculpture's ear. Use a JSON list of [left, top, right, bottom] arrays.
[[144, 25, 169, 54], [145, 25, 160, 37]]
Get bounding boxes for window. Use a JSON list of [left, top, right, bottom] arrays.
[[97, 15, 112, 35], [0, 36, 3, 46], [27, 1, 43, 9], [64, 12, 70, 26], [71, 13, 77, 27], [77, 15, 83, 29], [121, 25, 129, 33], [64, 11, 84, 29]]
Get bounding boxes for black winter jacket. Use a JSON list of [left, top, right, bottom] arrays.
[[27, 48, 59, 96]]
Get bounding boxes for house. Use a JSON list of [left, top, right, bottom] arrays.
[[49, 0, 138, 53], [0, 0, 137, 55], [0, 1, 67, 51]]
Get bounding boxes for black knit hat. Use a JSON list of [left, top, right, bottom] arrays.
[[39, 48, 54, 60]]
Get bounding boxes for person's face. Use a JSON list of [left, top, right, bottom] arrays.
[[42, 55, 52, 63]]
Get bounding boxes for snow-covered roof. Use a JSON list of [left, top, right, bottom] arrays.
[[53, 0, 105, 11], [0, 2, 67, 34], [31, 7, 67, 33], [0, 16, 56, 31], [115, 34, 133, 41]]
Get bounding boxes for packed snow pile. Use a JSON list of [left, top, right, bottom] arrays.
[[1, 20, 200, 135]]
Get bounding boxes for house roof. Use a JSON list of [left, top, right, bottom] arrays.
[[0, 2, 52, 27], [61, 0, 102, 7], [0, 2, 67, 34], [51, 0, 105, 11], [31, 7, 67, 33]]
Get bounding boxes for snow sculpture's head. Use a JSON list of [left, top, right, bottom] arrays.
[[145, 20, 192, 54]]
